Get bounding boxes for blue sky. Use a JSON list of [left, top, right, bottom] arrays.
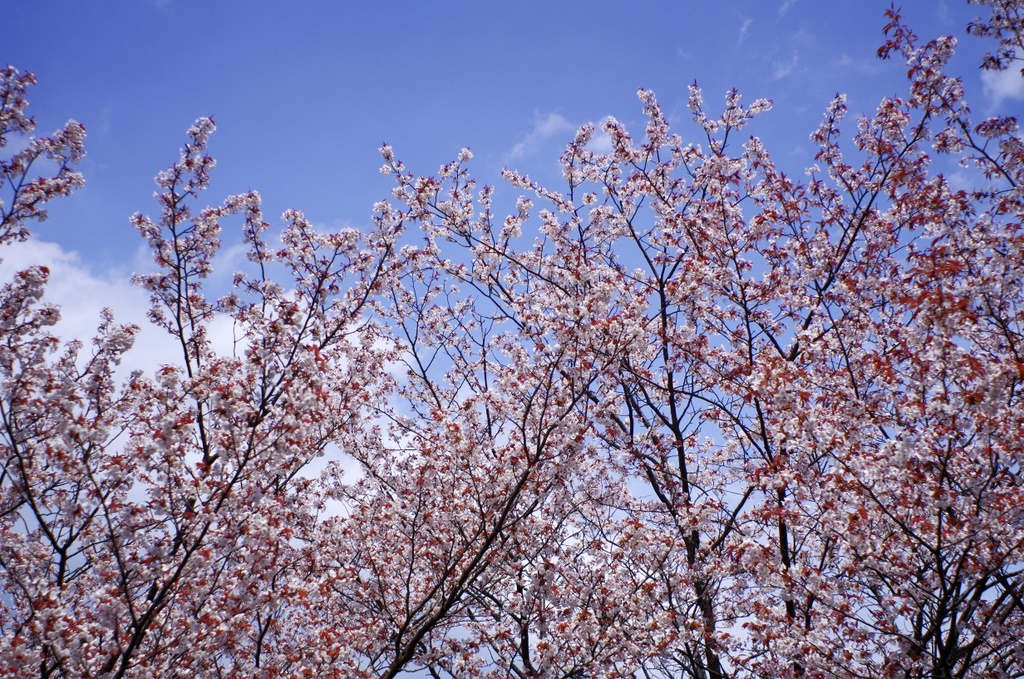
[[4, 0, 1022, 359]]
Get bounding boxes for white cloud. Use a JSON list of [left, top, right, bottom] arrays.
[[209, 240, 251, 282], [778, 0, 797, 16], [981, 65, 1024, 107], [0, 239, 371, 508], [505, 112, 577, 163], [587, 118, 615, 155], [0, 239, 181, 375]]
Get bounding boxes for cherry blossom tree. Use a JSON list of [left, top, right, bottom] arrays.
[[2, 1, 1023, 677], [373, 2, 1024, 676]]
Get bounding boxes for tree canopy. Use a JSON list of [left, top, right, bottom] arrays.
[[2, 2, 1023, 677]]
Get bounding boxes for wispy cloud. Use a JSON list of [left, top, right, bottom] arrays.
[[94, 103, 114, 138], [738, 17, 753, 43], [778, 0, 797, 16], [835, 53, 886, 75], [773, 51, 800, 80], [505, 112, 577, 163]]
